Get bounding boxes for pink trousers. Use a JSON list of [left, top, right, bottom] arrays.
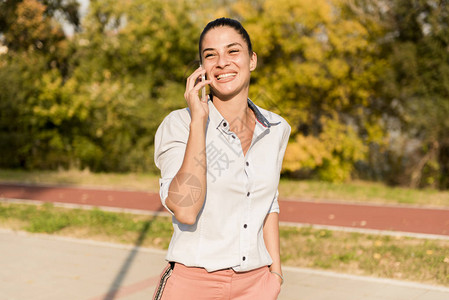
[[153, 263, 281, 300]]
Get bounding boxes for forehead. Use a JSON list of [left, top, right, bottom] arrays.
[[202, 26, 247, 51]]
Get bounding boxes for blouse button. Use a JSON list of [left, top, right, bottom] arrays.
[[223, 122, 227, 127], [232, 135, 236, 139], [242, 256, 246, 261], [244, 224, 247, 229], [247, 192, 250, 197], [246, 161, 249, 166]]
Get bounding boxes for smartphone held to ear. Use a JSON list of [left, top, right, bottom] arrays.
[[200, 64, 207, 101]]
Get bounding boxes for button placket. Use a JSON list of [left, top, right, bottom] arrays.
[[240, 179, 251, 269], [240, 148, 251, 269]]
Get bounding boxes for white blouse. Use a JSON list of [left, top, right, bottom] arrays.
[[154, 98, 290, 272]]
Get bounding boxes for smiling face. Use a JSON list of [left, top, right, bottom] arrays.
[[201, 26, 257, 102]]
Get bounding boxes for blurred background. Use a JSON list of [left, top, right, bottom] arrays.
[[1, 0, 449, 190]]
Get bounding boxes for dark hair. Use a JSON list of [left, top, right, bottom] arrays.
[[199, 17, 253, 62]]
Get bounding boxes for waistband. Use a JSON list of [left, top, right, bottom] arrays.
[[173, 263, 269, 282]]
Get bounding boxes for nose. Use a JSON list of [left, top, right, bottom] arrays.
[[216, 54, 230, 68]]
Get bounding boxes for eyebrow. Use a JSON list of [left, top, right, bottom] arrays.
[[202, 42, 243, 54]]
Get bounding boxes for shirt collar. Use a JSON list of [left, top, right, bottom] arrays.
[[207, 97, 280, 130]]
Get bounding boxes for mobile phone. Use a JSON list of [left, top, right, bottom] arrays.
[[200, 63, 206, 101]]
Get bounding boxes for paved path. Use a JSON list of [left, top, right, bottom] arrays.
[[2, 229, 448, 300], [1, 183, 448, 237]]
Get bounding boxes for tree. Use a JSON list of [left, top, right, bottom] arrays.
[[0, 0, 79, 51], [371, 0, 449, 188], [0, 0, 80, 169], [60, 0, 202, 171], [219, 0, 386, 181]]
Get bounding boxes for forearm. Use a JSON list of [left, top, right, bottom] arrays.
[[166, 120, 207, 225], [263, 212, 282, 275]]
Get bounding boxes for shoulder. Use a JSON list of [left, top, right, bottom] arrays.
[[154, 108, 192, 145], [160, 108, 192, 128], [254, 104, 291, 134]]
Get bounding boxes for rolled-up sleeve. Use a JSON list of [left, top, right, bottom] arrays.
[[154, 111, 190, 214], [268, 190, 280, 214]]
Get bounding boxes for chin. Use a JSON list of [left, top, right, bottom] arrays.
[[212, 85, 248, 100], [210, 90, 240, 101]]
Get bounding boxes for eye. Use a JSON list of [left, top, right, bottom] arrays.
[[204, 53, 215, 58], [229, 49, 239, 54]]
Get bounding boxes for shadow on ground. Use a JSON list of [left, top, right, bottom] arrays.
[[101, 205, 166, 300]]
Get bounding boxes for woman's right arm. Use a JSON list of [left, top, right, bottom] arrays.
[[164, 67, 211, 225]]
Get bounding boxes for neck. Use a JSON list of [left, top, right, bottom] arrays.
[[212, 95, 254, 132]]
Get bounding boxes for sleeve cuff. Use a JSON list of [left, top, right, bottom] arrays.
[[268, 190, 280, 214], [159, 178, 175, 215]]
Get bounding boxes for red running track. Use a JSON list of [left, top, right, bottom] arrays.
[[1, 183, 448, 236]]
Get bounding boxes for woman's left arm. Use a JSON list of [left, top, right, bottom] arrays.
[[263, 211, 283, 285], [264, 119, 291, 285]]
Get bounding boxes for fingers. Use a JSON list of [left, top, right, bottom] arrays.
[[186, 66, 203, 87], [186, 67, 207, 92], [185, 67, 212, 102]]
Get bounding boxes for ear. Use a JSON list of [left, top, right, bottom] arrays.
[[250, 52, 257, 71]]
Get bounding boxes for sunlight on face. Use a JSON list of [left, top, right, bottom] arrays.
[[201, 26, 257, 101]]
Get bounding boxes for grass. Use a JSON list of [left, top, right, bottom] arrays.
[[0, 169, 161, 192], [280, 226, 449, 286], [0, 202, 173, 248], [279, 179, 449, 207], [1, 202, 448, 287], [1, 168, 449, 207]]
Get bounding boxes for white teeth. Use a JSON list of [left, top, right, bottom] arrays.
[[217, 73, 237, 80]]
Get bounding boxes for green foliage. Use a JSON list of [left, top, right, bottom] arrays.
[[56, 0, 202, 172], [230, 0, 381, 181], [1, 0, 449, 186], [371, 0, 449, 188], [284, 116, 368, 181], [0, 0, 199, 172]]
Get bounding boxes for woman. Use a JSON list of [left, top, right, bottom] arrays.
[[153, 17, 290, 300]]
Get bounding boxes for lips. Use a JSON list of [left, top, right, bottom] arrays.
[[216, 72, 237, 81]]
